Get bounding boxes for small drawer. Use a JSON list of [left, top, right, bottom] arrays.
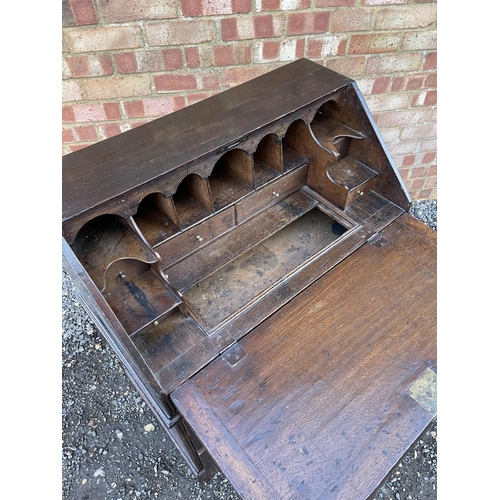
[[156, 207, 235, 267], [235, 165, 307, 223]]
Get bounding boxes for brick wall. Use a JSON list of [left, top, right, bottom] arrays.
[[62, 0, 437, 200]]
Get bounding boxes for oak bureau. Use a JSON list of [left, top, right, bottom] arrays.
[[62, 58, 437, 500]]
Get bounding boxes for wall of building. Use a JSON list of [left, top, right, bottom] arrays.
[[62, 0, 437, 200]]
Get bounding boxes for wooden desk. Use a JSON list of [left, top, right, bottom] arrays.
[[171, 214, 436, 500], [62, 59, 437, 499]]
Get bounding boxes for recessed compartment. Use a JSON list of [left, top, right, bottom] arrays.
[[71, 214, 159, 292], [133, 193, 180, 247], [208, 149, 254, 211], [182, 206, 350, 329], [173, 174, 213, 229], [103, 259, 182, 336]]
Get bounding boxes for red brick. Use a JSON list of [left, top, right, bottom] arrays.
[[349, 33, 401, 54], [307, 36, 346, 59], [372, 77, 390, 94], [409, 178, 425, 190], [63, 106, 75, 123], [68, 27, 142, 53], [222, 15, 284, 41], [65, 56, 89, 78], [181, 0, 251, 16], [317, 0, 354, 5], [365, 92, 412, 113], [98, 123, 122, 139], [391, 76, 405, 91], [401, 30, 437, 50], [214, 45, 251, 66], [62, 128, 76, 143], [221, 18, 239, 40], [101, 0, 177, 22], [136, 51, 166, 72], [424, 52, 437, 70], [200, 73, 220, 90], [62, 80, 84, 102], [423, 178, 437, 193], [398, 167, 410, 181], [129, 120, 149, 129], [124, 100, 145, 118], [378, 109, 432, 128], [288, 11, 330, 35], [424, 89, 437, 106], [331, 9, 373, 32], [410, 166, 426, 178], [103, 102, 121, 120], [416, 188, 434, 200], [187, 92, 217, 105], [233, 0, 252, 12], [114, 52, 137, 74], [400, 122, 436, 141], [83, 75, 151, 100], [407, 76, 425, 90], [428, 164, 437, 176], [362, 0, 410, 4], [262, 41, 280, 59], [254, 15, 275, 37], [296, 38, 306, 58], [375, 5, 436, 30], [74, 124, 98, 141], [366, 53, 423, 75], [221, 64, 281, 87], [69, 143, 94, 152], [73, 103, 107, 122], [162, 49, 183, 70], [69, 0, 98, 25], [146, 20, 213, 46], [155, 74, 198, 92], [403, 154, 415, 166], [185, 47, 200, 68], [66, 55, 114, 78], [259, 0, 280, 9], [425, 72, 437, 88], [423, 152, 436, 164], [326, 57, 365, 77], [143, 96, 186, 117]]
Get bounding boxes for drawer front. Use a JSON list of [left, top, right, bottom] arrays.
[[236, 165, 307, 223], [156, 207, 235, 267]]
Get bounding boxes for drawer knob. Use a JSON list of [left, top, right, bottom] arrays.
[[273, 191, 279, 197], [196, 235, 203, 242]]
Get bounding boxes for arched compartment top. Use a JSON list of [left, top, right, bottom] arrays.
[[71, 213, 158, 292]]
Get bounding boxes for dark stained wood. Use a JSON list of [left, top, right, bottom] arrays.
[[71, 214, 158, 292], [155, 207, 235, 267], [235, 164, 307, 223], [62, 59, 433, 491], [104, 268, 181, 336], [62, 59, 352, 228], [255, 133, 283, 175], [165, 190, 317, 292], [132, 193, 180, 247], [183, 207, 347, 329], [172, 215, 436, 500]]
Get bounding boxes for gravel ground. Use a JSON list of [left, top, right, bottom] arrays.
[[62, 200, 437, 500]]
